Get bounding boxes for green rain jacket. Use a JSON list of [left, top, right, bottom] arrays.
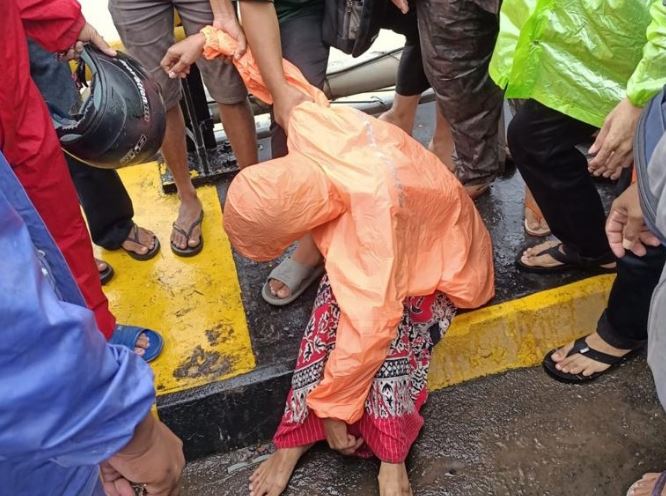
[[489, 0, 666, 128]]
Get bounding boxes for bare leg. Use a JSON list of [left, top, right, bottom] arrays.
[[627, 473, 666, 496], [218, 100, 258, 169], [428, 105, 455, 172], [378, 462, 413, 496], [379, 94, 420, 135], [249, 445, 312, 496], [162, 106, 203, 250], [524, 186, 550, 237], [268, 233, 322, 299]]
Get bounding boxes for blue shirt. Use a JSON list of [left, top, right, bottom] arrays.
[[0, 151, 155, 495]]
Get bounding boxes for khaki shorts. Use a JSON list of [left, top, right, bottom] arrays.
[[109, 0, 248, 110]]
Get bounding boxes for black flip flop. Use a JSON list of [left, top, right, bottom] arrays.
[[516, 242, 616, 274], [99, 261, 114, 285], [171, 210, 204, 258], [543, 336, 639, 384], [122, 224, 160, 261]]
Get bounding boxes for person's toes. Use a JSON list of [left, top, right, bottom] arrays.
[[269, 279, 292, 299], [95, 259, 108, 273], [552, 342, 574, 362], [134, 347, 146, 356], [136, 333, 150, 349]]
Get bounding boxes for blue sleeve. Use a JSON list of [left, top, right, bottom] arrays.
[[0, 195, 156, 466]]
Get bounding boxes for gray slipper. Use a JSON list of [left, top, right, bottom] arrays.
[[262, 258, 324, 306]]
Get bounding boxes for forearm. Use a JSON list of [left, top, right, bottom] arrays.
[[210, 0, 237, 21], [239, 2, 290, 99]]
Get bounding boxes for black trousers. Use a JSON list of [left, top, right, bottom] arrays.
[[28, 38, 135, 251], [598, 246, 666, 349], [67, 156, 134, 250], [508, 99, 612, 259]]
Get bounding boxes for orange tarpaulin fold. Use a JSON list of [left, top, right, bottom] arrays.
[[202, 27, 495, 424]]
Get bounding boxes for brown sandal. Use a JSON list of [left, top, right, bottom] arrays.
[[122, 224, 160, 261]]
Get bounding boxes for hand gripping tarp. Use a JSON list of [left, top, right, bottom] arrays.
[[202, 27, 495, 424]]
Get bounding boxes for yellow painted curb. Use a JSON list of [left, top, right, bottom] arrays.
[[94, 163, 255, 395], [428, 275, 615, 391]]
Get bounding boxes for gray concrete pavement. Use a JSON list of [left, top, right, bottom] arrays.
[[182, 356, 666, 496]]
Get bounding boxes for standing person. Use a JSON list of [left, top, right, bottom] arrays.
[[3, 0, 163, 359], [203, 0, 329, 306], [109, 0, 258, 257], [0, 149, 184, 496], [491, 0, 666, 273], [28, 39, 161, 285], [395, 0, 504, 198], [377, 7, 456, 172], [602, 132, 666, 496]]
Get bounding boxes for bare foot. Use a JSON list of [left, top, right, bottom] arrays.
[[378, 462, 413, 496], [249, 445, 312, 496], [627, 473, 666, 495], [122, 224, 157, 256], [520, 240, 616, 270], [171, 196, 203, 250], [95, 258, 109, 273], [133, 333, 150, 357], [524, 206, 550, 237], [268, 235, 322, 300], [551, 331, 632, 376]]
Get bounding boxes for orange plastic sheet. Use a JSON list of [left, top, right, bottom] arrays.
[[202, 27, 495, 424]]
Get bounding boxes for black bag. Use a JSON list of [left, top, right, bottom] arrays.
[[634, 85, 666, 243], [322, 0, 387, 57]]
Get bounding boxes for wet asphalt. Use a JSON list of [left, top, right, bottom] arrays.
[[181, 356, 666, 495]]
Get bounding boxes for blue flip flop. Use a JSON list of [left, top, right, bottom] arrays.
[[110, 324, 164, 362]]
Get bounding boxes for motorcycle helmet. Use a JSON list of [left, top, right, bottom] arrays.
[[51, 45, 166, 169]]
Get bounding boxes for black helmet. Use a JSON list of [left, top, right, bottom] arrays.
[[51, 45, 166, 169]]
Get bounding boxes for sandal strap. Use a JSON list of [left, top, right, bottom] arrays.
[[268, 258, 318, 293], [536, 243, 615, 269], [172, 211, 204, 241], [567, 336, 624, 365], [653, 472, 666, 496], [125, 223, 156, 248]]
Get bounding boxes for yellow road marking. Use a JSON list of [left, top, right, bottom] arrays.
[[94, 163, 255, 395]]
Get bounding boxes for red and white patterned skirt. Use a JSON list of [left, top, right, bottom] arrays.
[[273, 275, 456, 463]]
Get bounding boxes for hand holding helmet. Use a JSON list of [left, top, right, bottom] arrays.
[[59, 21, 116, 61]]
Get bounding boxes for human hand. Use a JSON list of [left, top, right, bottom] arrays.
[[60, 22, 116, 61], [322, 418, 363, 456], [588, 98, 642, 180], [213, 16, 247, 60], [161, 33, 206, 79], [101, 413, 184, 496], [273, 85, 311, 132], [605, 182, 660, 258], [390, 0, 410, 14]]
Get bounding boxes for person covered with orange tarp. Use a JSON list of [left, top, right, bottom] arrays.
[[163, 26, 494, 496]]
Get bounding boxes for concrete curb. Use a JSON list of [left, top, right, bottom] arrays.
[[158, 275, 614, 461]]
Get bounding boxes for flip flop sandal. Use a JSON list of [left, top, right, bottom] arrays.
[[122, 224, 161, 261], [516, 242, 616, 274], [627, 471, 666, 496], [262, 258, 325, 307], [109, 324, 164, 362], [542, 336, 640, 384], [171, 210, 204, 258], [98, 260, 114, 285]]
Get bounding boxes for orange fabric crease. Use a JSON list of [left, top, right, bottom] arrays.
[[202, 27, 495, 424]]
